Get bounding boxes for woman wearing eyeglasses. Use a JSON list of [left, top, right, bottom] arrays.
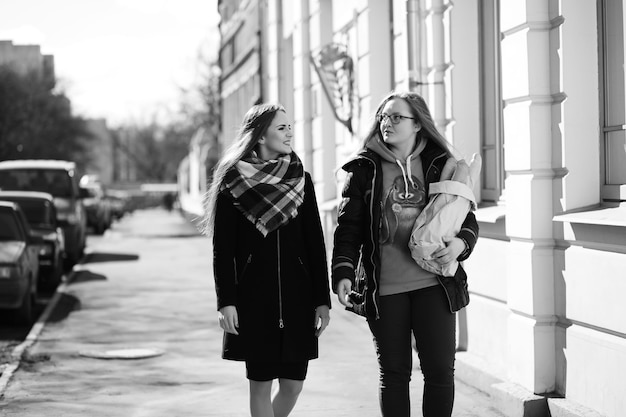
[[331, 91, 479, 417]]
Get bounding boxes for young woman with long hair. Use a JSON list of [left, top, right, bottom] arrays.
[[332, 91, 479, 416], [204, 103, 331, 417]]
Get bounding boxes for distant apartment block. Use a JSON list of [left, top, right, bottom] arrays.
[[0, 40, 55, 86]]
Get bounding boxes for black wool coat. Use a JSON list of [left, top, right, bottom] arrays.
[[213, 172, 331, 362]]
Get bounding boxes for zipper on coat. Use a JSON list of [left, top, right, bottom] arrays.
[[361, 155, 380, 320], [425, 153, 447, 185], [277, 230, 284, 329], [428, 151, 455, 313]]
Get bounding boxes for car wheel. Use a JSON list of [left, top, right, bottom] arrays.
[[64, 250, 79, 269], [95, 220, 106, 235], [15, 287, 34, 325], [64, 257, 76, 270], [53, 257, 64, 286], [43, 259, 63, 292]]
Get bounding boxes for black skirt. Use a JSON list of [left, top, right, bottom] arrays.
[[245, 360, 309, 381]]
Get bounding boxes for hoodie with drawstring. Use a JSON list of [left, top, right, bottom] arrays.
[[331, 135, 479, 318], [365, 136, 438, 296]]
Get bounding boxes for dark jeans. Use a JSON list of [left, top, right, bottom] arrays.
[[367, 285, 456, 417]]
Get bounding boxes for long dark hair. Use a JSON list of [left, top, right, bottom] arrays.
[[363, 91, 454, 158], [201, 103, 286, 236]]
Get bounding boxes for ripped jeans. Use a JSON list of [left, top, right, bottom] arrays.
[[367, 285, 456, 417]]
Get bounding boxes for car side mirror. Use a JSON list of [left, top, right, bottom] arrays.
[[79, 187, 90, 199]]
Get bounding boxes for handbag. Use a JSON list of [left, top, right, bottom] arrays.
[[346, 256, 368, 317]]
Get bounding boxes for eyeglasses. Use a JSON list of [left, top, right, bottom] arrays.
[[377, 113, 415, 124]]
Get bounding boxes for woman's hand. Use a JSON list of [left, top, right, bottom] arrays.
[[218, 305, 239, 335], [336, 278, 353, 308], [432, 236, 465, 266], [314, 305, 330, 337]]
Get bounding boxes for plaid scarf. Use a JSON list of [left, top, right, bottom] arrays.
[[222, 152, 305, 237]]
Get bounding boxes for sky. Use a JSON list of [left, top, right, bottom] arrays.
[[0, 0, 220, 126]]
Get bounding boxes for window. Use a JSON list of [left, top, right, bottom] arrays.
[[0, 169, 73, 197], [600, 0, 626, 202], [479, 0, 504, 203], [0, 210, 22, 241]]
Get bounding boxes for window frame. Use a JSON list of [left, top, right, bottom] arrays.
[[599, 0, 626, 202], [479, 0, 505, 203]]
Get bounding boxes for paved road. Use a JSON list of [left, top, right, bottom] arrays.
[[0, 208, 504, 416]]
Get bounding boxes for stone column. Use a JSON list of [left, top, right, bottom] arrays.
[[420, 0, 453, 138], [308, 0, 336, 202], [500, 0, 559, 393], [291, 0, 313, 170], [265, 0, 283, 104]]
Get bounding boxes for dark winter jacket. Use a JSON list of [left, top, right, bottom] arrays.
[[331, 141, 479, 319], [213, 172, 331, 362]]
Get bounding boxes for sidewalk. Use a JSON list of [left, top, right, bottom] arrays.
[[0, 209, 505, 416]]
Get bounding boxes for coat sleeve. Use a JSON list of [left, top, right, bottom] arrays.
[[302, 173, 332, 309], [331, 165, 367, 293], [213, 191, 239, 310], [457, 211, 479, 262]]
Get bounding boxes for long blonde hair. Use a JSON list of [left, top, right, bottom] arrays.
[[201, 103, 286, 236]]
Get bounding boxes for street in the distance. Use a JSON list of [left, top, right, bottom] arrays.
[[0, 208, 504, 416]]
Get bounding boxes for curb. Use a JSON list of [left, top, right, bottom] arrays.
[[0, 269, 75, 398]]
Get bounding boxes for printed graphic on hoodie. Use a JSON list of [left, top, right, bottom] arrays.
[[380, 174, 426, 245]]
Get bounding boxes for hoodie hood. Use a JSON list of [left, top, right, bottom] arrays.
[[366, 134, 426, 163], [366, 135, 427, 197]]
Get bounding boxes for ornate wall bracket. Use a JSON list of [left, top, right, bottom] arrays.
[[310, 43, 354, 134]]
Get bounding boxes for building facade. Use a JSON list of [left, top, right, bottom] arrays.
[[0, 40, 55, 84], [177, 127, 220, 219], [216, 1, 626, 416], [81, 119, 115, 185]]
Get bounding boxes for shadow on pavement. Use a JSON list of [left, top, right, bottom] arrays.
[[46, 293, 81, 323], [68, 270, 107, 285], [82, 252, 140, 264]]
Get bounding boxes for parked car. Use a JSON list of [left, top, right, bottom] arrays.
[[0, 201, 43, 324], [0, 160, 87, 267], [0, 191, 65, 291], [105, 190, 131, 220], [79, 176, 112, 235]]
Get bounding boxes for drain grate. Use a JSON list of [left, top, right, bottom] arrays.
[[79, 348, 165, 360]]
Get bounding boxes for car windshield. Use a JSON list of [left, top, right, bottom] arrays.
[[0, 169, 73, 198], [0, 210, 23, 241], [8, 199, 54, 228]]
